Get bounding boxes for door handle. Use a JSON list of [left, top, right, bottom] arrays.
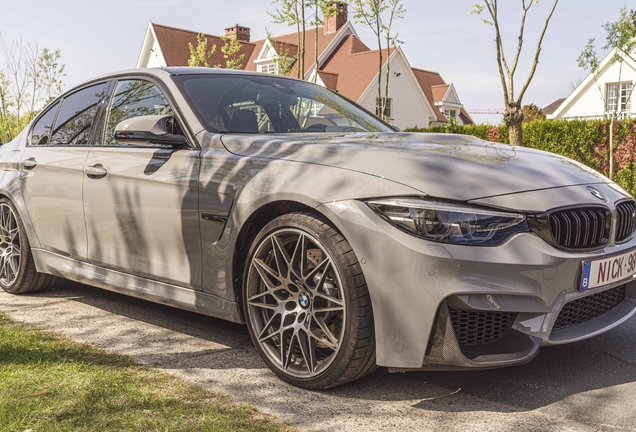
[[23, 157, 37, 170], [85, 164, 107, 179]]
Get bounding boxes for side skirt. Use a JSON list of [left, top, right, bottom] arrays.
[[31, 249, 244, 324]]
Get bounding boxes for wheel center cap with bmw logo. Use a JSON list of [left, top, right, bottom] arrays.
[[298, 293, 311, 309], [587, 186, 608, 202]]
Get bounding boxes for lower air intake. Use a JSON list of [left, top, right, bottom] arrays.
[[449, 308, 518, 346], [553, 285, 626, 331]]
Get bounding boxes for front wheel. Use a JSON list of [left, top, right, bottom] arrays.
[[243, 212, 376, 389], [0, 198, 57, 294]]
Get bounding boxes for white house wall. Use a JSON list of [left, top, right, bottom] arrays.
[[358, 54, 432, 130], [554, 49, 636, 119], [137, 24, 167, 68]]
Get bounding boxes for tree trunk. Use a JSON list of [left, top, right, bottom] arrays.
[[503, 103, 524, 146]]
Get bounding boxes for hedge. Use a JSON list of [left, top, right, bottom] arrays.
[[405, 119, 636, 196]]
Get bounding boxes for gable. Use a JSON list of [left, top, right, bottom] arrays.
[[552, 47, 636, 119]]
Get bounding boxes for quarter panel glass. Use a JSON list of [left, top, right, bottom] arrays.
[[30, 102, 60, 145]]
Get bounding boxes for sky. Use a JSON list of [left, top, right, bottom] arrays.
[[1, 0, 629, 124]]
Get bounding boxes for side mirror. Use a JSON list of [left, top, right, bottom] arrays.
[[114, 115, 187, 147]]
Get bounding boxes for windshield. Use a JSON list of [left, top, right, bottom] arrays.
[[172, 74, 391, 134]]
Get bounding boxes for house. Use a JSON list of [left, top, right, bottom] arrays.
[[547, 46, 635, 120], [136, 2, 473, 130]]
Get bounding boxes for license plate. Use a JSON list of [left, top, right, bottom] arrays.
[[581, 248, 636, 290]]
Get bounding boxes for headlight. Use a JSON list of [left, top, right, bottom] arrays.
[[367, 198, 528, 245]]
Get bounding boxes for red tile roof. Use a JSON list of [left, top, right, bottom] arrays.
[[153, 23, 256, 69], [431, 84, 450, 103], [318, 71, 339, 90], [412, 68, 447, 122], [319, 34, 393, 101], [411, 68, 473, 124]]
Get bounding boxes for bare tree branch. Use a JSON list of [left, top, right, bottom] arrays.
[[517, 0, 559, 104]]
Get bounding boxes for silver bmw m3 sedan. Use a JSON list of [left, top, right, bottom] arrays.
[[1, 68, 635, 389]]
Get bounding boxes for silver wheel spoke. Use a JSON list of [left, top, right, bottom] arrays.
[[271, 235, 291, 277], [313, 305, 344, 313], [314, 316, 339, 347], [252, 259, 280, 289], [314, 292, 344, 307], [298, 330, 316, 374], [247, 301, 278, 311], [305, 258, 331, 286], [289, 233, 307, 280]]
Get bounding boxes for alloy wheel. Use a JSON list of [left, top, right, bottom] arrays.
[[0, 203, 21, 286], [246, 228, 346, 379]]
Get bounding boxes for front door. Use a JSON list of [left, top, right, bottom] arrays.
[[83, 79, 201, 289], [21, 82, 109, 259]]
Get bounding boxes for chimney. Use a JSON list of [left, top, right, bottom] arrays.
[[324, 2, 348, 35], [224, 24, 251, 42]]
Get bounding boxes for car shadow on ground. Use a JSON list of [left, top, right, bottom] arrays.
[[30, 281, 636, 414]]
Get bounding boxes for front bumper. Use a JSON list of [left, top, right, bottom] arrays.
[[318, 196, 636, 370]]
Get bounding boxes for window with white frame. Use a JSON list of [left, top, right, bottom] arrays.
[[444, 109, 457, 119], [606, 82, 633, 114], [375, 97, 392, 119], [259, 63, 277, 74]]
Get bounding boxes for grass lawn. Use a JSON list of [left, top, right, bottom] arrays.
[[0, 313, 293, 432]]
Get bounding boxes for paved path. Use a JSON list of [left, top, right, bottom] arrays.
[[1, 281, 636, 431]]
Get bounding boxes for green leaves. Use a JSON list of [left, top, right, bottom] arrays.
[[577, 39, 600, 73], [187, 33, 216, 68]]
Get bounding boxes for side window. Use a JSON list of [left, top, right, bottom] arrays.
[[30, 102, 60, 145], [49, 83, 108, 145], [103, 80, 174, 146]]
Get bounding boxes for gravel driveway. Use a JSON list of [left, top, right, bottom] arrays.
[[1, 281, 635, 431]]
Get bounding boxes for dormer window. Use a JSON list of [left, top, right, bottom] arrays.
[[259, 63, 277, 74]]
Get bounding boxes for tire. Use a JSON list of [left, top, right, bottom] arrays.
[[0, 198, 57, 294], [243, 212, 377, 389]]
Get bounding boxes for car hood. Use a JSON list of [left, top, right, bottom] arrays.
[[220, 132, 610, 201]]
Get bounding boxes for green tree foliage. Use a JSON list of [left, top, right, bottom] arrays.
[[188, 33, 216, 67], [270, 0, 309, 79], [38, 48, 66, 104], [216, 36, 246, 69], [352, 0, 405, 121], [0, 34, 65, 143], [577, 5, 636, 179], [522, 103, 546, 123], [470, 0, 559, 146]]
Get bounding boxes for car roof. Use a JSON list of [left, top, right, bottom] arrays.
[[68, 67, 300, 93]]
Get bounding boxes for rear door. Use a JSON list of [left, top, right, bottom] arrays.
[[21, 82, 110, 259], [83, 78, 202, 289]]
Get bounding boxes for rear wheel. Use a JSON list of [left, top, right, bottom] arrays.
[[243, 212, 376, 389], [0, 198, 57, 294]]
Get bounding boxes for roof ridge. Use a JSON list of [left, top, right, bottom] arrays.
[[412, 67, 441, 75], [152, 22, 257, 46]]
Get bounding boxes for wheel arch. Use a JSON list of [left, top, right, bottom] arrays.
[[0, 183, 41, 250], [231, 199, 327, 318]]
